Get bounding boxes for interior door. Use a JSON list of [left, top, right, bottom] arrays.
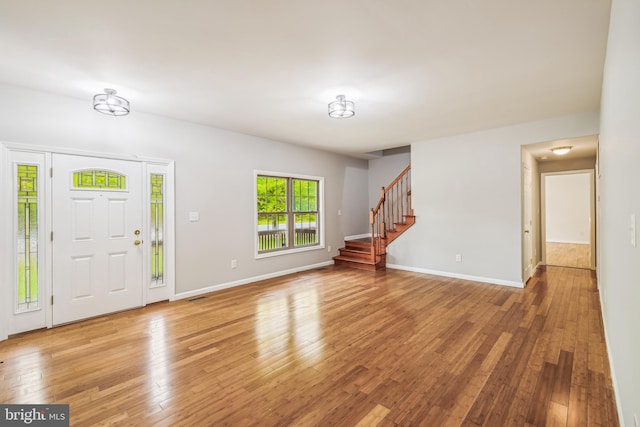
[[52, 154, 143, 325], [523, 163, 533, 281]]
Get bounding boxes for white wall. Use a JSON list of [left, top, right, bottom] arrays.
[[368, 151, 411, 209], [387, 111, 599, 286], [538, 156, 596, 173], [0, 84, 370, 295], [598, 0, 640, 423], [545, 173, 591, 244]]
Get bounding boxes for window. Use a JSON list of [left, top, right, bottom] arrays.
[[256, 172, 323, 256], [150, 173, 165, 286], [17, 164, 39, 311], [73, 169, 126, 190]]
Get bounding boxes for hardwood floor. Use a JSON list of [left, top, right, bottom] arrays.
[[0, 266, 618, 426], [546, 242, 591, 269]]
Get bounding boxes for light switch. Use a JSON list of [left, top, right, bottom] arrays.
[[189, 211, 200, 222], [631, 214, 636, 247]]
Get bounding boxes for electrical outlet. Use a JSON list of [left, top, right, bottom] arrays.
[[231, 259, 237, 269], [455, 254, 462, 262], [189, 211, 199, 222], [327, 245, 332, 252]]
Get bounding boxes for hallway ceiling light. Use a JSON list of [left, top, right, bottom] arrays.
[[550, 146, 572, 156], [93, 88, 130, 116], [328, 95, 355, 119]]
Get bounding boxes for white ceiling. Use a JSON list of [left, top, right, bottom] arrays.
[[0, 1, 612, 157]]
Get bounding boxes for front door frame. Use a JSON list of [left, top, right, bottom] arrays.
[[0, 142, 175, 339]]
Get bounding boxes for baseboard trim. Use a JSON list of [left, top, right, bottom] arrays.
[[598, 289, 625, 426], [172, 260, 335, 301], [344, 233, 370, 240], [386, 264, 524, 289]]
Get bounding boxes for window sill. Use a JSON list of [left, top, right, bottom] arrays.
[[255, 244, 324, 259]]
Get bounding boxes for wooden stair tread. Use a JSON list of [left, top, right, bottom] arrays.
[[346, 237, 371, 244], [344, 240, 371, 245], [333, 255, 385, 271], [333, 256, 377, 264], [339, 248, 371, 255]]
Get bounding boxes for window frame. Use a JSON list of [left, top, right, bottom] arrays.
[[254, 170, 325, 259]]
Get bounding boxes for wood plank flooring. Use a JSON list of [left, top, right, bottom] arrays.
[[546, 242, 591, 269], [0, 266, 618, 426]]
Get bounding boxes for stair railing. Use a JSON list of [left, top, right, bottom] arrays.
[[370, 163, 412, 261]]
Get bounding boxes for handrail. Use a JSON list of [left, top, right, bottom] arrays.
[[370, 163, 412, 262]]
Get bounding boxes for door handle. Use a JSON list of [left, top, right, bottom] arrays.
[[134, 240, 142, 245], [524, 229, 530, 233]]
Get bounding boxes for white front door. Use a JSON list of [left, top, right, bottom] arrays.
[[52, 154, 143, 325]]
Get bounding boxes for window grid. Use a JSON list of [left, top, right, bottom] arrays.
[[73, 170, 126, 190], [257, 175, 319, 253], [150, 174, 164, 286], [17, 164, 39, 311]]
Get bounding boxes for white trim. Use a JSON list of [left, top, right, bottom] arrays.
[[386, 263, 524, 288], [44, 152, 53, 329], [0, 144, 9, 341], [1, 140, 172, 164], [145, 162, 176, 303], [545, 239, 591, 245], [173, 260, 334, 301], [253, 170, 325, 259], [344, 233, 370, 240], [256, 244, 326, 259], [598, 289, 625, 426], [6, 152, 48, 334]]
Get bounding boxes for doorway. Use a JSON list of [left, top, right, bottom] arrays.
[[542, 170, 595, 269], [2, 144, 175, 336]]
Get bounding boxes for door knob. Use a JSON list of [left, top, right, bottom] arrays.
[[134, 240, 142, 245], [134, 229, 141, 235], [524, 229, 530, 233]]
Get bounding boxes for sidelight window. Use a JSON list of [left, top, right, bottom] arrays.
[[16, 164, 39, 311], [150, 173, 165, 286]]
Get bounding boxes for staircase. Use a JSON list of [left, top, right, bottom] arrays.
[[333, 164, 415, 270]]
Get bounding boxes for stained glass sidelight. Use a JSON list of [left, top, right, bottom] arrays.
[[17, 164, 39, 311], [150, 174, 164, 285], [73, 170, 126, 189]]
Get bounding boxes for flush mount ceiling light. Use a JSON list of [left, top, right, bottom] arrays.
[[93, 88, 130, 116], [550, 146, 573, 156], [328, 94, 355, 119]]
